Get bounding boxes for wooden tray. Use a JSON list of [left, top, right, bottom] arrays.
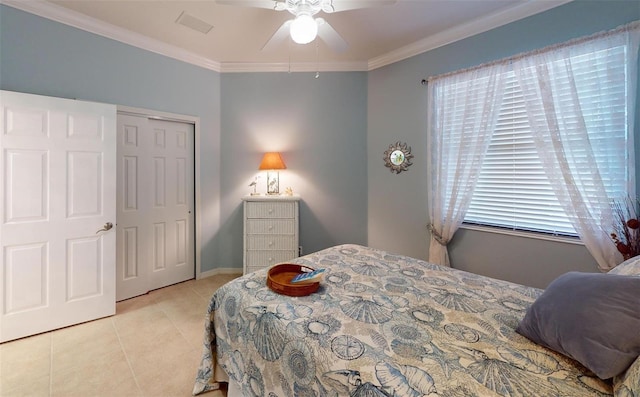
[[267, 264, 320, 297]]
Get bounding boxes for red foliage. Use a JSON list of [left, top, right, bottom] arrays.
[[612, 197, 640, 260]]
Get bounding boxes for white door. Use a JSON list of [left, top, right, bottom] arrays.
[[116, 114, 194, 301], [0, 90, 116, 343]]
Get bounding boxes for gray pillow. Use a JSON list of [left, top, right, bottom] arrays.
[[516, 271, 640, 379]]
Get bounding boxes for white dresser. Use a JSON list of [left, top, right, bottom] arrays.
[[242, 195, 300, 275]]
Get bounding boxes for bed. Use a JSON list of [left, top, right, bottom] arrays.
[[193, 244, 640, 396]]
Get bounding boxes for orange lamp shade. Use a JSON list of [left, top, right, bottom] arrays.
[[258, 152, 287, 170]]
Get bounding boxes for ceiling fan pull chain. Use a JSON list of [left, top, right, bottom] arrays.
[[315, 41, 320, 78], [288, 39, 292, 73]]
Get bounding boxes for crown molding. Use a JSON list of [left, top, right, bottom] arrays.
[[1, 0, 222, 72], [2, 0, 572, 74], [367, 0, 573, 70], [220, 61, 368, 73]]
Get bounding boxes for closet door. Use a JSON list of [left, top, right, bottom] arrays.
[[116, 114, 194, 301], [0, 90, 116, 342], [147, 118, 195, 291]]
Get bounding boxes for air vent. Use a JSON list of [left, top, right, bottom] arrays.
[[175, 11, 213, 34]]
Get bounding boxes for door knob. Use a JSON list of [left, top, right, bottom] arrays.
[[96, 222, 113, 234]]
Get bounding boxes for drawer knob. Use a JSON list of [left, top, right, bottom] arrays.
[[268, 208, 274, 214], [268, 241, 274, 247], [268, 257, 274, 262], [268, 225, 274, 231]]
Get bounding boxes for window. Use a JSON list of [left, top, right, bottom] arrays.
[[461, 38, 633, 236], [427, 22, 639, 268]]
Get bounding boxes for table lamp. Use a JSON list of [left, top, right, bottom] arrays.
[[259, 152, 286, 195]]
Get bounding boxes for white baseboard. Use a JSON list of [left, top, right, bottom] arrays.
[[197, 268, 242, 280]]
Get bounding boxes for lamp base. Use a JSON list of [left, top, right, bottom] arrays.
[[266, 171, 280, 195]]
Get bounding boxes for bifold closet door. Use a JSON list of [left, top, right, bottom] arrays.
[[0, 90, 116, 342], [116, 114, 194, 301]]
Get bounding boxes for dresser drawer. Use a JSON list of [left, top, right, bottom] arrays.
[[246, 235, 297, 250], [246, 219, 295, 234], [245, 201, 295, 219], [242, 196, 300, 275], [245, 250, 298, 270]]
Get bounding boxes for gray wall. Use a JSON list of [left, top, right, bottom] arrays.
[[0, 4, 367, 273], [218, 72, 368, 268], [367, 0, 640, 288], [2, 1, 639, 287], [0, 5, 223, 273]]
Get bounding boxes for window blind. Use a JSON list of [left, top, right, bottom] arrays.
[[463, 43, 631, 236]]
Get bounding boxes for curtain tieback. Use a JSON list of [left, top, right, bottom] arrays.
[[428, 224, 448, 246]]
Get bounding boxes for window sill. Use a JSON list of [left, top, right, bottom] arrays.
[[459, 223, 584, 246]]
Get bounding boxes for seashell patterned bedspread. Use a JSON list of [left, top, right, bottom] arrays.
[[193, 244, 613, 396]]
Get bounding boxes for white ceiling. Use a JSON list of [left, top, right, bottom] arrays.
[[4, 0, 572, 72]]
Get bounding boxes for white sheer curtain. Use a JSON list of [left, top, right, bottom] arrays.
[[513, 23, 639, 271], [426, 65, 507, 266]]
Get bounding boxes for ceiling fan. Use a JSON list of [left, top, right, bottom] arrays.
[[216, 0, 397, 52]]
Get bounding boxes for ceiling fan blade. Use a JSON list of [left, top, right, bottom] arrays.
[[322, 0, 397, 13], [216, 0, 286, 11], [262, 20, 293, 51], [316, 18, 348, 53]]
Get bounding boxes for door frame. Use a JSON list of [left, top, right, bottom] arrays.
[[116, 105, 203, 280]]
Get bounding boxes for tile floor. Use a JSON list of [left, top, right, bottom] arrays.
[[0, 274, 240, 397]]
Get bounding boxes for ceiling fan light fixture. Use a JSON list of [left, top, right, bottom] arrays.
[[290, 14, 317, 44]]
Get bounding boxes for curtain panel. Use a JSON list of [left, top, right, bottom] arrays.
[[426, 65, 507, 266], [426, 20, 639, 269], [512, 24, 640, 270]]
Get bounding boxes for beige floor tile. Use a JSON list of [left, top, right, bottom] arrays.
[[51, 319, 122, 374], [134, 348, 202, 397], [150, 280, 197, 304], [0, 376, 51, 397], [0, 333, 51, 393], [121, 327, 194, 377], [191, 275, 239, 301], [172, 312, 208, 351], [113, 304, 172, 338], [51, 348, 138, 396], [159, 298, 208, 326], [156, 290, 207, 319], [0, 276, 229, 397], [50, 316, 115, 349]]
